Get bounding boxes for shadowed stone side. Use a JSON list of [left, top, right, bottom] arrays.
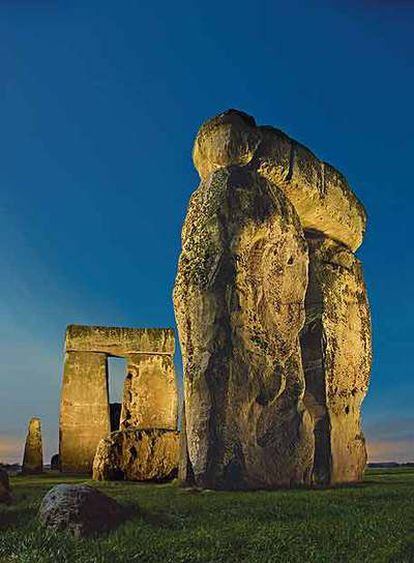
[[174, 167, 314, 490], [192, 110, 366, 251], [120, 354, 178, 431], [60, 351, 110, 473], [300, 233, 372, 484], [178, 402, 194, 485], [51, 454, 60, 471], [22, 417, 43, 475], [110, 403, 122, 431]]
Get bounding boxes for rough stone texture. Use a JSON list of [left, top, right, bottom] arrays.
[[174, 166, 314, 489], [92, 428, 180, 482], [0, 468, 12, 504], [65, 325, 174, 356], [59, 351, 110, 473], [120, 354, 178, 431], [22, 417, 43, 475], [59, 324, 177, 474], [51, 454, 60, 471], [178, 402, 194, 485], [300, 233, 372, 484], [38, 484, 122, 538], [193, 110, 366, 251]]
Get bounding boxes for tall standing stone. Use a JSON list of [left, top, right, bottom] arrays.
[[300, 233, 372, 484], [22, 417, 43, 474], [60, 351, 110, 474], [175, 109, 372, 489], [174, 167, 314, 489]]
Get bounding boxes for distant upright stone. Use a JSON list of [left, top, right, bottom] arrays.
[[22, 417, 43, 474], [51, 454, 60, 471], [93, 428, 179, 482], [0, 468, 12, 504], [38, 484, 122, 538]]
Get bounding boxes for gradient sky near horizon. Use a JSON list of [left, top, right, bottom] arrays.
[[1, 0, 413, 464]]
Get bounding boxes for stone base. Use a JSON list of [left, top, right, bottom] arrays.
[[92, 428, 180, 482]]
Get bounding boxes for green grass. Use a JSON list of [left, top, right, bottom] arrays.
[[0, 468, 413, 562]]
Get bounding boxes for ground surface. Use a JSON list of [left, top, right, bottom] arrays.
[[0, 468, 413, 562]]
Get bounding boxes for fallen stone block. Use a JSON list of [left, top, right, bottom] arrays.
[[93, 428, 179, 482]]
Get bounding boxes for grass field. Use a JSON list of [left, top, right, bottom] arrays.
[[0, 468, 413, 562]]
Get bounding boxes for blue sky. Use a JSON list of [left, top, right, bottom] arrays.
[[0, 0, 413, 464]]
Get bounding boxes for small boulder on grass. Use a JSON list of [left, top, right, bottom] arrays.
[[0, 468, 12, 505], [38, 484, 123, 538]]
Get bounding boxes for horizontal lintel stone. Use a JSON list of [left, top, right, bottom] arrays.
[[65, 325, 175, 356]]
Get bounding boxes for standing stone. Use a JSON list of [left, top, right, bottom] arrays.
[[59, 351, 110, 473], [174, 167, 314, 489], [120, 354, 178, 430], [22, 417, 43, 474], [175, 109, 372, 489], [300, 233, 372, 484]]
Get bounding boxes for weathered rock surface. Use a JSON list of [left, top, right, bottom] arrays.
[[0, 468, 12, 504], [300, 233, 372, 484], [93, 428, 180, 482], [50, 454, 60, 471], [193, 110, 366, 251], [120, 354, 178, 430], [38, 484, 122, 538], [174, 167, 314, 489], [59, 324, 177, 473], [22, 417, 43, 474], [65, 325, 175, 356], [60, 351, 111, 473]]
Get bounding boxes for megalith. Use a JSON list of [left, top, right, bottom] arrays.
[[192, 110, 366, 252], [59, 325, 177, 473], [174, 166, 314, 489], [174, 109, 372, 489], [22, 417, 43, 474], [300, 233, 372, 484], [120, 354, 178, 430], [60, 350, 110, 474]]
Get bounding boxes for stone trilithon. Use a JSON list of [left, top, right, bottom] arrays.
[[174, 110, 372, 489], [59, 325, 178, 474]]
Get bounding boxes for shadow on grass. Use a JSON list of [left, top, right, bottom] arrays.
[[0, 506, 38, 530]]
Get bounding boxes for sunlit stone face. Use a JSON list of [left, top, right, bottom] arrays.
[[174, 167, 314, 489]]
